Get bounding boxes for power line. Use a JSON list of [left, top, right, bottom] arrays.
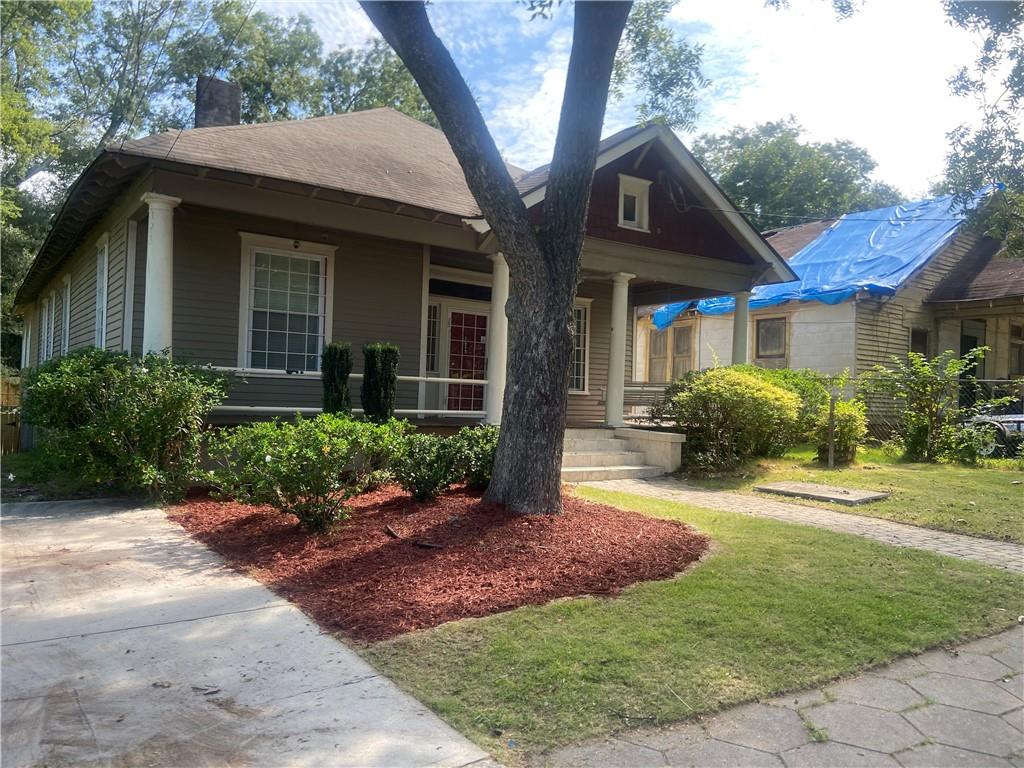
[[160, 0, 257, 161]]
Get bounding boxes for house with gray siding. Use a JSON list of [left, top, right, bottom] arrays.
[[15, 78, 795, 465]]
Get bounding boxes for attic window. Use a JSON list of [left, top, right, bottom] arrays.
[[618, 174, 651, 232]]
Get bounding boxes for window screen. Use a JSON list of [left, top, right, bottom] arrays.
[[672, 325, 693, 378], [570, 305, 588, 391], [648, 328, 668, 383], [910, 328, 929, 357]]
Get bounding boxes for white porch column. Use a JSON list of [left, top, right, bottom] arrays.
[[140, 193, 181, 354], [605, 272, 635, 427], [731, 290, 751, 365], [485, 253, 509, 424]]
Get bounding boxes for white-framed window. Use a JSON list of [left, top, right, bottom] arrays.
[[570, 301, 591, 393], [1010, 322, 1024, 377], [40, 294, 54, 361], [21, 307, 33, 369], [94, 236, 109, 348], [237, 233, 336, 372], [618, 173, 652, 232], [755, 317, 787, 361], [425, 302, 440, 374], [61, 275, 71, 355]]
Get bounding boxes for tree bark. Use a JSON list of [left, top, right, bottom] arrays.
[[360, 0, 631, 514]]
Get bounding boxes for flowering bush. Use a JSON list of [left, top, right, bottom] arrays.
[[209, 414, 409, 532], [21, 348, 228, 499]]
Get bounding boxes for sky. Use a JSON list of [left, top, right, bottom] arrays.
[[262, 0, 989, 199]]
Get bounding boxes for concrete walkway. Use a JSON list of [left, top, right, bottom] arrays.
[[545, 626, 1024, 767], [583, 477, 1024, 572], [1, 499, 490, 768]]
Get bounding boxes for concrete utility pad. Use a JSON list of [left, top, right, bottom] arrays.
[[754, 481, 890, 505], [1, 499, 489, 768]]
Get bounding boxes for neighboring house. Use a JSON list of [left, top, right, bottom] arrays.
[[14, 78, 795, 437], [633, 195, 1024, 393]]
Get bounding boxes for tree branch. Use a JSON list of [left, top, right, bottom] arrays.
[[357, 1, 537, 266]]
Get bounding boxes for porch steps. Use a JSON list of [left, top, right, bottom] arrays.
[[560, 428, 665, 482]]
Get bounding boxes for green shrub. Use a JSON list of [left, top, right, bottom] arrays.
[[21, 349, 228, 499], [859, 347, 1009, 463], [393, 432, 459, 501], [731, 364, 829, 438], [814, 398, 868, 464], [933, 423, 999, 466], [647, 371, 700, 423], [362, 343, 399, 422], [671, 367, 801, 470], [208, 413, 409, 532], [321, 342, 353, 414], [451, 424, 500, 489]]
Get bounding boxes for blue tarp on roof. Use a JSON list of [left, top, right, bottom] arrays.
[[652, 190, 989, 330]]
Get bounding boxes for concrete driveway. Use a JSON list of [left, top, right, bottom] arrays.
[[1, 499, 491, 768]]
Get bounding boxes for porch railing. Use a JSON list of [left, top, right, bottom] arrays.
[[211, 369, 488, 419]]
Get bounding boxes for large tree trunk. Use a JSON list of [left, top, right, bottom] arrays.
[[361, 0, 631, 514]]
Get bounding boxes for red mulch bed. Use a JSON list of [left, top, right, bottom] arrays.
[[169, 485, 709, 642]]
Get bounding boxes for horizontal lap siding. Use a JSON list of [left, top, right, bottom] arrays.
[[853, 235, 976, 377], [103, 220, 127, 350], [170, 205, 424, 411], [567, 280, 612, 424]]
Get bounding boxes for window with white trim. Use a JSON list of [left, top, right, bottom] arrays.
[[570, 303, 589, 392], [618, 174, 652, 231], [94, 239, 108, 348], [40, 295, 54, 361], [245, 248, 327, 371], [61, 275, 71, 355], [425, 302, 440, 374]]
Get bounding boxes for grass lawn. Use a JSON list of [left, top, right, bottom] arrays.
[[365, 488, 1023, 762], [686, 445, 1024, 544]]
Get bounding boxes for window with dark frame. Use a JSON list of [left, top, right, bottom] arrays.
[[910, 328, 929, 357], [1011, 322, 1024, 377], [755, 317, 786, 359]]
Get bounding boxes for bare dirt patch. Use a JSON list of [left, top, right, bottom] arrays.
[[169, 486, 709, 642]]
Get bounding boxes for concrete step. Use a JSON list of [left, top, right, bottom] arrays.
[[564, 437, 632, 452], [560, 464, 665, 482], [561, 450, 648, 467], [563, 428, 616, 441]]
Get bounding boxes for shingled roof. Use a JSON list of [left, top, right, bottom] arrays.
[[763, 219, 836, 260], [928, 239, 1023, 303], [113, 108, 495, 218]]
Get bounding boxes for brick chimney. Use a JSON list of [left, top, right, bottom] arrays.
[[194, 76, 241, 128]]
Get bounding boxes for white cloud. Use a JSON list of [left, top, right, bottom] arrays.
[[670, 0, 985, 197], [256, 0, 378, 52]]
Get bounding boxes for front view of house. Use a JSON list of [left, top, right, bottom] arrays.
[[15, 78, 795, 431]]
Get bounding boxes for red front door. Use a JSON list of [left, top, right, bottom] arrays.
[[447, 311, 487, 411]]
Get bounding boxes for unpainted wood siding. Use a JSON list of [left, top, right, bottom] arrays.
[[853, 233, 981, 376], [170, 204, 425, 410]]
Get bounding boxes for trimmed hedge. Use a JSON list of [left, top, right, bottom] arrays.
[[321, 342, 353, 414], [362, 343, 399, 422]]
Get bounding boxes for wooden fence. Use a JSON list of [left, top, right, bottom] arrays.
[[1, 376, 20, 454]]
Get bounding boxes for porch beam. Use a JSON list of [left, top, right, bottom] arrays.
[[485, 252, 509, 424], [605, 272, 635, 426]]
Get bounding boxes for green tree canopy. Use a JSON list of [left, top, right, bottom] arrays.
[[691, 118, 904, 232]]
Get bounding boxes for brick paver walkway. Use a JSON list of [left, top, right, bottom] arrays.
[[544, 627, 1024, 767], [583, 477, 1024, 573]]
